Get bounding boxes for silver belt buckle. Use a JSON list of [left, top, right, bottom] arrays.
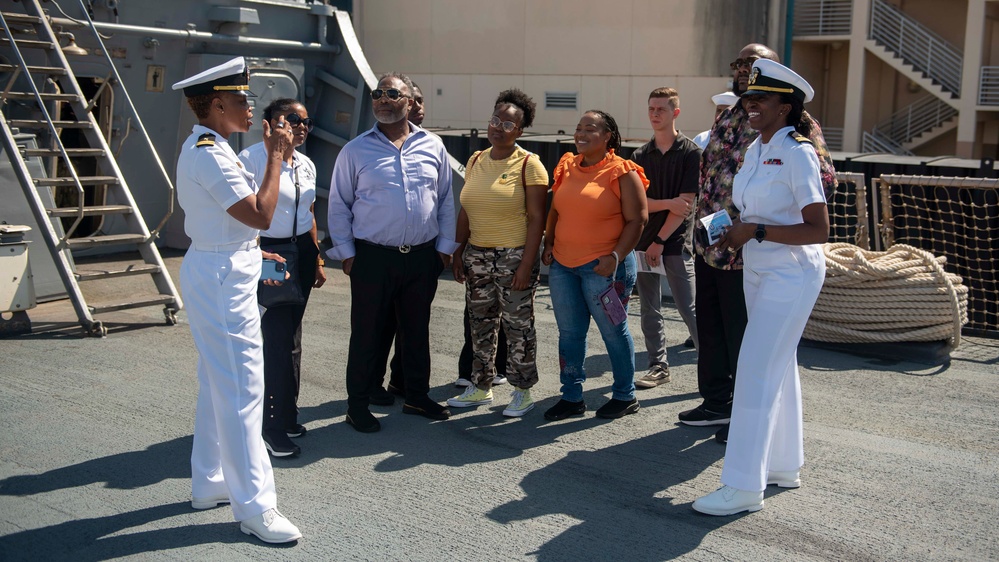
[[399, 244, 411, 254]]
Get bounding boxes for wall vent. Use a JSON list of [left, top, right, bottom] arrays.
[[545, 91, 578, 110]]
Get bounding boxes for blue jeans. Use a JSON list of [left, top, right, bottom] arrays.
[[548, 253, 637, 402]]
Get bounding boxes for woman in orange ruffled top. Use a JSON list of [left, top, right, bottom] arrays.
[[541, 110, 649, 421]]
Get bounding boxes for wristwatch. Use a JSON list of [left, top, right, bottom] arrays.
[[653, 235, 666, 245], [754, 223, 767, 243]]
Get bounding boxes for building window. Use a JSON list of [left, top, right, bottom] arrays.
[[545, 91, 578, 110]]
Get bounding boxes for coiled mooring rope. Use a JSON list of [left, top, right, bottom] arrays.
[[803, 243, 968, 350]]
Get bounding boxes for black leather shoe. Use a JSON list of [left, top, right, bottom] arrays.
[[595, 398, 640, 419], [286, 424, 307, 438], [715, 425, 729, 444], [369, 386, 395, 406], [543, 399, 586, 421], [263, 430, 301, 458], [387, 382, 406, 397], [684, 337, 695, 348], [346, 409, 381, 433], [402, 397, 451, 420]]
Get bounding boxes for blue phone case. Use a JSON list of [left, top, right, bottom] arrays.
[[261, 259, 286, 281]]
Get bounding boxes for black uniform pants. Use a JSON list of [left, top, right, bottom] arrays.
[[694, 254, 748, 415], [347, 240, 443, 411], [261, 235, 319, 433]]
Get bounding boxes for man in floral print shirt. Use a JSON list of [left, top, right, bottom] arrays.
[[680, 43, 837, 444]]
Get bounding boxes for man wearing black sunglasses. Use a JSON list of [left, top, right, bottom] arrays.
[[327, 72, 459, 433]]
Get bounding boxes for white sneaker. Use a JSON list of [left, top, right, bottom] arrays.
[[767, 470, 801, 488], [191, 493, 230, 510], [692, 485, 764, 516], [240, 508, 302, 543], [502, 388, 534, 417], [447, 385, 493, 407], [493, 374, 508, 385], [454, 377, 473, 388]]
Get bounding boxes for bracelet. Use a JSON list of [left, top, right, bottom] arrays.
[[316, 258, 325, 267]]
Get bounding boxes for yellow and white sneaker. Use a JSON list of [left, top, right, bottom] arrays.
[[447, 385, 493, 408], [502, 388, 534, 417]]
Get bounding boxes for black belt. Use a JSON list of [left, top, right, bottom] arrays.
[[356, 239, 435, 254], [260, 234, 307, 246]]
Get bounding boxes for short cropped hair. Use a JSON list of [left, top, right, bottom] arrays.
[[378, 72, 414, 97], [649, 87, 680, 111], [186, 93, 218, 119]]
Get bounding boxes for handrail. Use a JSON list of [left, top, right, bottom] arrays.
[[793, 0, 852, 36], [869, 0, 962, 96], [862, 130, 913, 156], [979, 66, 999, 105], [72, 0, 176, 238], [872, 95, 958, 146], [0, 12, 89, 244]]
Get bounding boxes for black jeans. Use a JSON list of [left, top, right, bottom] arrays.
[[261, 235, 319, 432], [346, 241, 443, 410], [693, 254, 748, 415]]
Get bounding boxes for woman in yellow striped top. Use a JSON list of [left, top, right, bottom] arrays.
[[448, 89, 550, 417]]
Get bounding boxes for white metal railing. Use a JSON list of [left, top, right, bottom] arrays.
[[979, 66, 999, 105], [862, 130, 913, 155], [822, 127, 844, 151], [794, 0, 853, 36], [869, 0, 962, 96], [872, 95, 958, 146]]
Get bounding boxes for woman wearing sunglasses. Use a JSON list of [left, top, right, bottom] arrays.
[[238, 98, 326, 458], [447, 89, 549, 417]]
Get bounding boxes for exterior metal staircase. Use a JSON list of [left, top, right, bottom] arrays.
[[861, 95, 959, 154], [0, 0, 182, 337], [863, 0, 963, 154]]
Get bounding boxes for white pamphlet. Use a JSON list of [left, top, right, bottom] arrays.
[[699, 210, 734, 245], [634, 251, 667, 276]]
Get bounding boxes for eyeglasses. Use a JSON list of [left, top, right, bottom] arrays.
[[370, 88, 406, 101], [489, 115, 520, 133], [284, 113, 315, 132], [730, 57, 760, 70]]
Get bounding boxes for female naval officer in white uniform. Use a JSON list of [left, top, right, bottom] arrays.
[[693, 59, 829, 516], [172, 57, 302, 543]]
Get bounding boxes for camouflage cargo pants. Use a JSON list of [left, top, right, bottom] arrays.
[[463, 245, 540, 389]]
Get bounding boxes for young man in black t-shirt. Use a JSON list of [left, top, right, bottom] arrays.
[[629, 87, 700, 388]]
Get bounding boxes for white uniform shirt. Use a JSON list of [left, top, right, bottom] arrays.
[[176, 125, 258, 245], [733, 125, 826, 269], [238, 143, 316, 239]]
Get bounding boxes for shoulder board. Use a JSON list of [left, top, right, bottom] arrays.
[[791, 132, 813, 145], [195, 133, 216, 148]]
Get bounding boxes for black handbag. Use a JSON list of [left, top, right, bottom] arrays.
[[258, 166, 306, 308]]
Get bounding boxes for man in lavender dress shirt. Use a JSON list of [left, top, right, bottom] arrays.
[[327, 72, 459, 433]]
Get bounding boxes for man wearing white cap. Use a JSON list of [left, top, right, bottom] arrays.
[[692, 58, 829, 516], [173, 56, 302, 543], [681, 44, 837, 446], [692, 91, 739, 150]]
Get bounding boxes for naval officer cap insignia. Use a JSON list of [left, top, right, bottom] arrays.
[[711, 91, 739, 107], [171, 56, 255, 98], [743, 59, 814, 103]]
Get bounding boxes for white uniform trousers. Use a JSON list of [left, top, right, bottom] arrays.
[[181, 246, 277, 521], [721, 247, 824, 492]]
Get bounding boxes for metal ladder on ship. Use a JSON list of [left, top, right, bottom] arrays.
[[0, 0, 182, 337]]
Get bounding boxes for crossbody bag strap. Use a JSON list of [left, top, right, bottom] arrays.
[[290, 164, 300, 242]]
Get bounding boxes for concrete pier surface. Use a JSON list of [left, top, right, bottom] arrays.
[[1, 252, 997, 561]]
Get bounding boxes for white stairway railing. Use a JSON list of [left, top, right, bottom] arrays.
[[794, 0, 853, 36], [979, 66, 999, 105], [872, 95, 958, 147], [869, 0, 962, 96], [862, 130, 913, 155]]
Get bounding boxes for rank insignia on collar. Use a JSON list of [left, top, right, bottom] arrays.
[[195, 133, 216, 147], [763, 158, 783, 165]]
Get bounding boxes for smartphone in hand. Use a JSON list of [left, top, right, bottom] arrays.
[[261, 259, 286, 282]]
